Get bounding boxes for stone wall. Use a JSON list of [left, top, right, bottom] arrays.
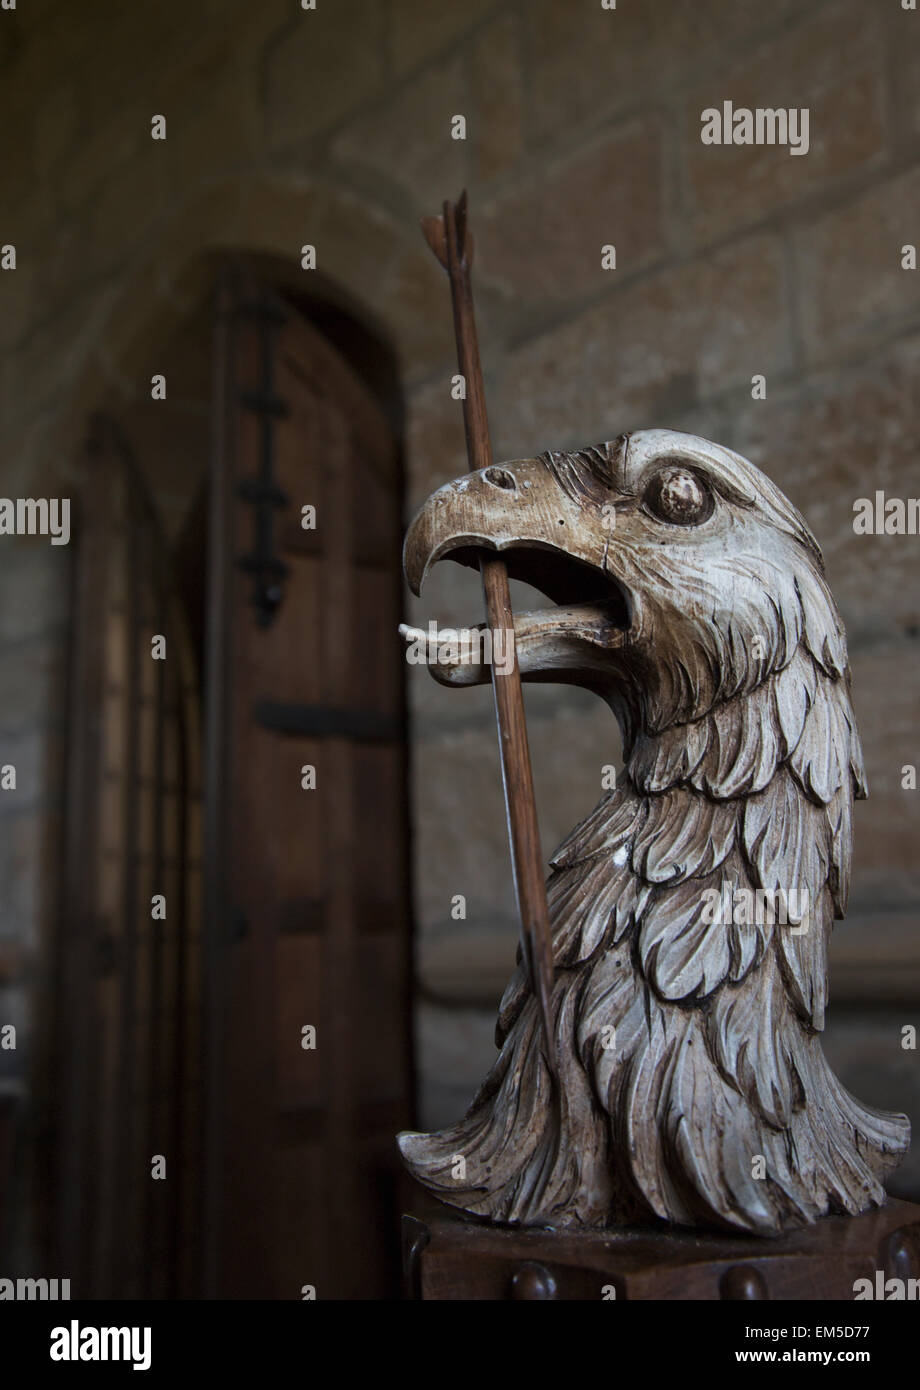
[[0, 0, 918, 1211]]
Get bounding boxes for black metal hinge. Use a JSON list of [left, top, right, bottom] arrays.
[[235, 294, 291, 628], [253, 699, 400, 742]]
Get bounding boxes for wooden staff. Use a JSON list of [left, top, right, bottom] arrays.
[[421, 192, 557, 1081]]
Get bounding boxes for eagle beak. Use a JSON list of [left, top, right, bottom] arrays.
[[404, 457, 611, 594], [402, 456, 632, 688]]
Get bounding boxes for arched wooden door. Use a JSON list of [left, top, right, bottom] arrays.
[[53, 278, 413, 1300], [203, 276, 413, 1299]]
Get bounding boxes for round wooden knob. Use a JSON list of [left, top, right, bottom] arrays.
[[509, 1262, 558, 1300], [720, 1264, 768, 1300], [881, 1225, 919, 1281]]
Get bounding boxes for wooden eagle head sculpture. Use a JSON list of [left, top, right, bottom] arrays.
[[398, 428, 910, 1236]]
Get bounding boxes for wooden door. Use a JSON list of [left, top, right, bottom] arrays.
[[54, 415, 204, 1299], [204, 276, 413, 1299]]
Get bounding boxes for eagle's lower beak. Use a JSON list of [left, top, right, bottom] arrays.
[[402, 456, 632, 688]]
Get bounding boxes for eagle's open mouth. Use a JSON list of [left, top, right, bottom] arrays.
[[400, 542, 633, 685], [452, 542, 631, 644]]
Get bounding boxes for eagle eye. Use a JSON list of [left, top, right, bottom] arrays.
[[643, 463, 714, 527]]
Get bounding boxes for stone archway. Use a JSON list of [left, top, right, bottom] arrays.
[[32, 172, 454, 506]]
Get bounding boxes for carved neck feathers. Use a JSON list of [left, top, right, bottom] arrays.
[[598, 544, 867, 921], [626, 645, 866, 810], [547, 637, 866, 1034]]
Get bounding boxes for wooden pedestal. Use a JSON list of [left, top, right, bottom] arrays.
[[402, 1199, 920, 1300]]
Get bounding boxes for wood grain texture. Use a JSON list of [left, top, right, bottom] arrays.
[[399, 429, 911, 1236], [403, 1200, 920, 1300], [209, 282, 411, 1297]]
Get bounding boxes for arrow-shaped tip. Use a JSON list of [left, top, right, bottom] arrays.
[[420, 214, 448, 269]]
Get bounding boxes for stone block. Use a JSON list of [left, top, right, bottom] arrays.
[[411, 723, 515, 933], [410, 689, 618, 937], [389, 0, 497, 77], [848, 640, 920, 879], [417, 926, 518, 1006], [263, 0, 385, 146], [58, 102, 148, 215], [723, 333, 920, 637], [490, 233, 789, 457], [0, 257, 34, 352], [309, 187, 406, 314], [415, 1001, 500, 1131], [331, 56, 468, 208], [470, 12, 524, 184], [893, 6, 920, 139], [794, 166, 920, 366], [87, 147, 171, 279], [683, 1, 886, 245], [404, 377, 467, 515], [525, 0, 800, 152], [477, 117, 665, 312], [374, 243, 458, 382]]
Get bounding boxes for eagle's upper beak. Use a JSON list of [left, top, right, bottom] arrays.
[[401, 456, 633, 688]]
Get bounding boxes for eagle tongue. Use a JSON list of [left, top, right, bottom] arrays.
[[511, 597, 628, 650], [397, 597, 626, 687]]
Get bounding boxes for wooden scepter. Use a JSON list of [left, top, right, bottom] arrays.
[[420, 191, 557, 1081]]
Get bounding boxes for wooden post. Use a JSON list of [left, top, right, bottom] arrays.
[[421, 193, 557, 1079]]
